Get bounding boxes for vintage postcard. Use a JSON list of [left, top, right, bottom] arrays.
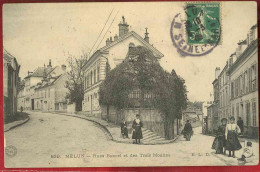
[[3, 1, 258, 167]]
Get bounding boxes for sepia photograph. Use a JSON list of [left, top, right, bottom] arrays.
[[2, 1, 259, 168]]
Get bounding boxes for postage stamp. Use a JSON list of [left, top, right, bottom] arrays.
[[185, 2, 221, 45], [170, 2, 221, 56]]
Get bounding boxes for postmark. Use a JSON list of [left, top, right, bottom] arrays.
[[170, 2, 221, 56], [5, 145, 17, 157]]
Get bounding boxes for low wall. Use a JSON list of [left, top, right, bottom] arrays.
[[67, 103, 75, 114]]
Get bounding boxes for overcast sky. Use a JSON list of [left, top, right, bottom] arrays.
[[3, 2, 257, 102]]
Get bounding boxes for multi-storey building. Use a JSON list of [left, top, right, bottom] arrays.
[[218, 62, 231, 121], [3, 49, 20, 118], [34, 72, 68, 112], [227, 25, 258, 138], [82, 16, 164, 117], [18, 60, 68, 111]]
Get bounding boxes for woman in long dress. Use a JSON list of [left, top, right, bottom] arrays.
[[132, 114, 143, 144], [212, 118, 227, 154], [225, 116, 242, 157]]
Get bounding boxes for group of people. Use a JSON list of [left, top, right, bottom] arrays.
[[212, 116, 253, 162], [120, 114, 143, 144]]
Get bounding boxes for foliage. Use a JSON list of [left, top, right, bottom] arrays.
[[99, 46, 188, 139], [65, 51, 88, 111]]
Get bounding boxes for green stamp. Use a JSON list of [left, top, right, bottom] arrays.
[[185, 2, 221, 45]]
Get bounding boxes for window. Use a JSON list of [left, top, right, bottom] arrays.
[[232, 105, 234, 116], [91, 71, 93, 85], [231, 82, 234, 99], [246, 102, 250, 126], [252, 101, 257, 126], [251, 64, 256, 91], [87, 73, 89, 88], [245, 70, 248, 93], [97, 65, 100, 82], [236, 103, 239, 118], [94, 69, 96, 83]]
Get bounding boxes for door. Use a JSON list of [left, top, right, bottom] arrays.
[[246, 102, 250, 126], [31, 99, 34, 110]]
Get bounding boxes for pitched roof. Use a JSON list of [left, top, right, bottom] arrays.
[[35, 74, 63, 90], [24, 66, 55, 79], [83, 31, 164, 70], [99, 31, 164, 58]]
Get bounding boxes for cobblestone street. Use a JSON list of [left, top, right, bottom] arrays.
[[4, 111, 259, 167]]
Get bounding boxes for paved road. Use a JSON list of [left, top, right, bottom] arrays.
[[4, 111, 259, 167]]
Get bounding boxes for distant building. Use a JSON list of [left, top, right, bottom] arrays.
[[34, 73, 68, 111], [82, 16, 164, 118], [18, 60, 68, 111], [3, 49, 20, 118], [227, 24, 258, 138]]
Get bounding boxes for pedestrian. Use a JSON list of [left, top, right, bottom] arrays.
[[225, 116, 242, 158], [237, 141, 254, 162], [20, 106, 23, 113], [237, 117, 244, 135], [183, 120, 193, 141], [132, 114, 143, 144], [120, 119, 129, 139], [212, 118, 227, 154]]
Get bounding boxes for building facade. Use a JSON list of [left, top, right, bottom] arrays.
[[17, 60, 68, 112], [3, 49, 20, 118], [227, 25, 258, 138], [218, 63, 231, 121], [82, 16, 164, 118]]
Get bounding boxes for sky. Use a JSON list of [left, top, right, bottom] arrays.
[[3, 2, 257, 102]]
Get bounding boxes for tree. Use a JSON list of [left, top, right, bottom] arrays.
[[99, 46, 188, 139], [65, 51, 88, 111]]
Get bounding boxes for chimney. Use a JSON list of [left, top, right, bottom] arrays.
[[215, 67, 220, 79], [47, 59, 52, 68], [114, 34, 118, 41], [28, 71, 33, 76], [236, 40, 247, 58], [106, 38, 110, 46], [61, 65, 66, 72], [144, 27, 149, 43], [110, 37, 113, 43], [118, 16, 129, 37]]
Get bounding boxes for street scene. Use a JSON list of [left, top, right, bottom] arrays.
[[3, 2, 259, 167], [5, 111, 259, 167]]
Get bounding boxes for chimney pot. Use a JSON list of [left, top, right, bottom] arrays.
[[114, 34, 118, 41], [144, 27, 150, 43], [118, 16, 129, 37]]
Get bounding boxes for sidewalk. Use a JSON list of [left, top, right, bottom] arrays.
[[4, 117, 30, 132], [47, 111, 177, 145]]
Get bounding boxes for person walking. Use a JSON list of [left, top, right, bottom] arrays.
[[120, 119, 129, 139], [183, 120, 193, 141], [212, 118, 227, 154], [225, 116, 242, 158], [132, 114, 143, 144], [237, 117, 244, 135]]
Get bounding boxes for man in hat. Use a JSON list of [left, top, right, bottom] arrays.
[[132, 114, 143, 144]]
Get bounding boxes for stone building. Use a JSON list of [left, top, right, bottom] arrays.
[[34, 73, 68, 112], [227, 25, 258, 138], [3, 49, 20, 119], [218, 61, 232, 121], [18, 60, 67, 111], [82, 16, 164, 117]]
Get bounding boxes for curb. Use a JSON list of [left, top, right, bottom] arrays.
[[4, 117, 30, 132]]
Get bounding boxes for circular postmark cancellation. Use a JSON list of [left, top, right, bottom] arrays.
[[5, 145, 17, 157], [170, 2, 221, 56]]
